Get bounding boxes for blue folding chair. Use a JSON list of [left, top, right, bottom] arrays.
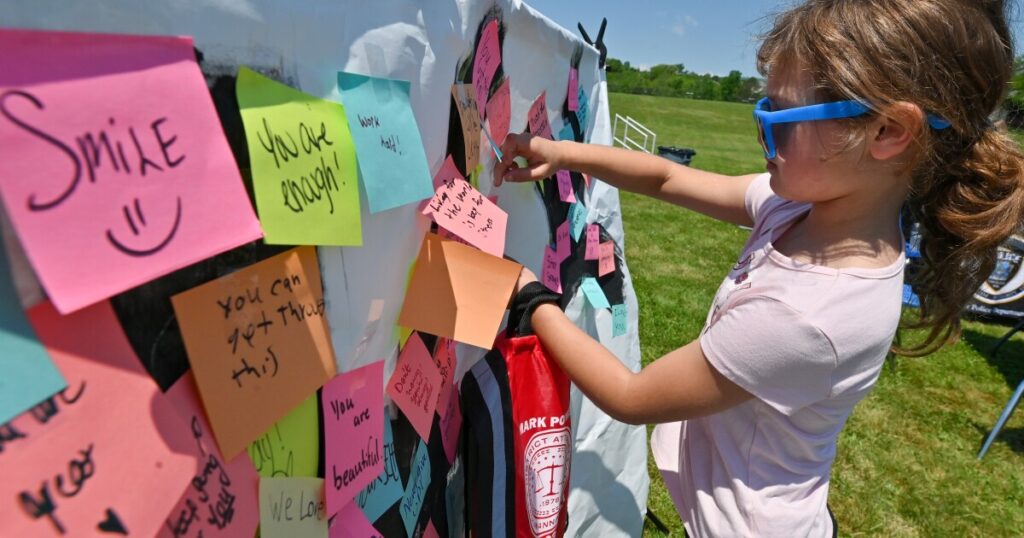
[[978, 376, 1024, 459]]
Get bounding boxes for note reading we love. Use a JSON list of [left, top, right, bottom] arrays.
[[0, 29, 262, 314], [259, 477, 328, 538], [423, 177, 507, 257], [237, 67, 361, 246], [172, 246, 337, 460], [322, 361, 385, 514], [0, 301, 196, 538], [338, 72, 434, 214]]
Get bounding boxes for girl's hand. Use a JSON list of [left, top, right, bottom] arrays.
[[493, 133, 566, 187]]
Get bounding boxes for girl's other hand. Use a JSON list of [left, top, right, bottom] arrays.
[[493, 133, 565, 187]]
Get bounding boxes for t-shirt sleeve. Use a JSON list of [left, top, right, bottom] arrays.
[[700, 295, 838, 415], [744, 173, 774, 224]]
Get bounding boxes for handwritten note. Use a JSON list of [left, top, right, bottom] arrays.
[[171, 246, 337, 460], [386, 333, 442, 440], [0, 300, 195, 538], [528, 91, 553, 140], [612, 304, 628, 337], [423, 178, 507, 257], [569, 202, 587, 241], [0, 243, 65, 424], [585, 224, 600, 260], [161, 372, 260, 538], [577, 85, 589, 132], [439, 384, 462, 464], [568, 68, 579, 111], [581, 277, 611, 309], [557, 170, 576, 203], [598, 241, 616, 277], [236, 67, 361, 246], [356, 418, 403, 523], [558, 121, 574, 143], [399, 441, 431, 537], [338, 72, 434, 213], [485, 78, 511, 148], [397, 233, 521, 349], [424, 521, 440, 538], [323, 362, 385, 513], [248, 393, 320, 478], [259, 477, 328, 538], [555, 221, 571, 263], [329, 501, 382, 538], [451, 85, 481, 174], [0, 29, 263, 314], [433, 337, 458, 411], [542, 245, 562, 293], [473, 20, 501, 119]]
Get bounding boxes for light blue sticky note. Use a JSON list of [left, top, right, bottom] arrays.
[[0, 246, 65, 424], [558, 122, 574, 142], [482, 127, 504, 162], [570, 203, 587, 241], [612, 304, 627, 337], [338, 71, 435, 213], [577, 86, 589, 131], [357, 417, 404, 522], [581, 277, 610, 309], [400, 440, 431, 536]]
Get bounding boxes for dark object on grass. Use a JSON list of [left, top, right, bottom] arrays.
[[578, 18, 608, 69], [658, 146, 697, 166]]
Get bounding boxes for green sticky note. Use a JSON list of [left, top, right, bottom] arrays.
[[612, 304, 627, 337], [581, 277, 610, 309], [236, 67, 362, 245], [247, 393, 320, 477]]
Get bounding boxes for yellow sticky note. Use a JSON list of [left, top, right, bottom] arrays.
[[247, 393, 320, 478]]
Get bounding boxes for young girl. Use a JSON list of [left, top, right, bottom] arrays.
[[493, 0, 1024, 535]]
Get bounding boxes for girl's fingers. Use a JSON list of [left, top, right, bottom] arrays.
[[505, 162, 552, 182]]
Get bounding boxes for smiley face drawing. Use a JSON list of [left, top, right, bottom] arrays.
[[105, 196, 182, 257]]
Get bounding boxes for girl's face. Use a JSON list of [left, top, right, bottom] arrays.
[[762, 65, 867, 203]]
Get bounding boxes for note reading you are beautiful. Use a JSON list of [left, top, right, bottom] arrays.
[[322, 361, 385, 514]]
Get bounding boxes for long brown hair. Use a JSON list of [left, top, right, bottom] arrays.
[[757, 0, 1024, 355]]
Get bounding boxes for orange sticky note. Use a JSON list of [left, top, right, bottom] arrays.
[[397, 233, 521, 349], [0, 301, 196, 538], [451, 85, 481, 174], [172, 246, 337, 460]]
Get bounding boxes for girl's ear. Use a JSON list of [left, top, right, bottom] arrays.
[[867, 102, 924, 161]]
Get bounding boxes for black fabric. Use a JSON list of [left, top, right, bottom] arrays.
[[828, 505, 838, 538], [508, 281, 561, 337]]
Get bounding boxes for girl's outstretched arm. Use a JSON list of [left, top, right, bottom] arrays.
[[494, 133, 760, 226], [519, 269, 752, 424]]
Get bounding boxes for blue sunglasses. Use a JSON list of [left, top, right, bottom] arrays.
[[753, 97, 952, 159]]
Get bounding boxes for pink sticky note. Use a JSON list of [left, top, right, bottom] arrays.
[[330, 501, 383, 538], [0, 301, 197, 538], [585, 224, 600, 260], [432, 154, 465, 190], [433, 337, 458, 412], [0, 29, 262, 315], [323, 362, 386, 515], [424, 521, 440, 538], [599, 241, 616, 276], [439, 385, 462, 464], [387, 333, 443, 440], [557, 170, 576, 203], [161, 372, 260, 538], [528, 91, 553, 140], [555, 221, 571, 263], [568, 68, 580, 111], [485, 78, 511, 147], [542, 245, 562, 293], [474, 20, 501, 119], [437, 225, 471, 247], [424, 178, 508, 257]]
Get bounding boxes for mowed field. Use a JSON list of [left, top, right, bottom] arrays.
[[607, 92, 1024, 537]]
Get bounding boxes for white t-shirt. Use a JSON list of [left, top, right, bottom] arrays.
[[651, 173, 904, 537]]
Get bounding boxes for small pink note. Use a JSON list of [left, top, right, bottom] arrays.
[[599, 241, 616, 276], [555, 221, 571, 263], [433, 337, 457, 411], [424, 178, 507, 257], [439, 383, 462, 464], [542, 245, 562, 293], [387, 333, 443, 440], [437, 225, 472, 247], [528, 91, 553, 140], [323, 361, 386, 515], [474, 20, 501, 119], [424, 521, 440, 538], [432, 154, 465, 190], [557, 170, 576, 203], [585, 224, 600, 260], [329, 500, 383, 538], [486, 78, 511, 148], [568, 68, 579, 111]]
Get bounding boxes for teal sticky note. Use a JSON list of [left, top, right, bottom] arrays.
[[612, 304, 627, 337], [577, 86, 589, 131], [338, 72, 435, 213], [570, 203, 587, 241], [559, 122, 574, 142], [357, 417, 404, 522], [400, 440, 431, 536], [581, 277, 610, 309], [0, 247, 65, 424]]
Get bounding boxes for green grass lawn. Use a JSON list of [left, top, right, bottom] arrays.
[[609, 92, 1024, 537]]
